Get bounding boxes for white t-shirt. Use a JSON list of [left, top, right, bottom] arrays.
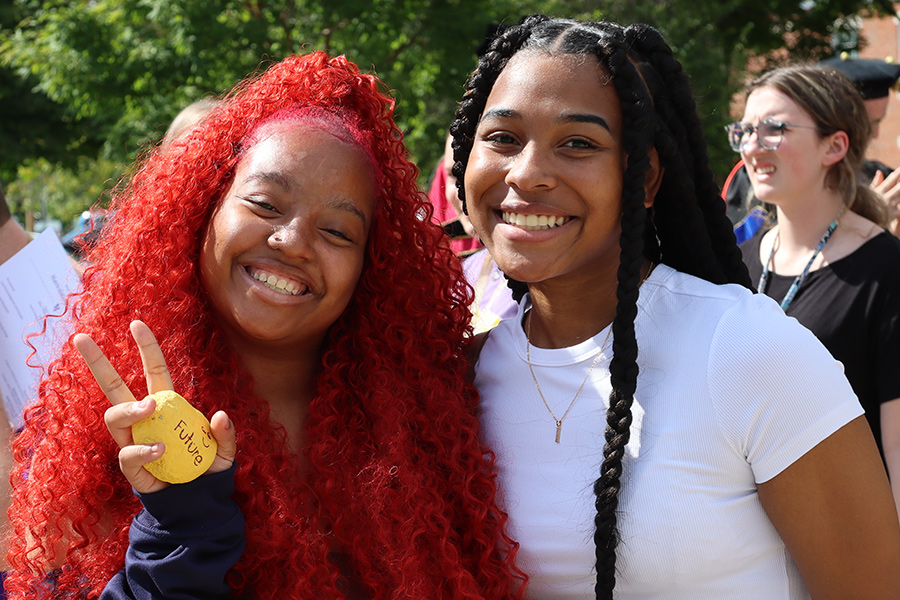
[[475, 265, 863, 600]]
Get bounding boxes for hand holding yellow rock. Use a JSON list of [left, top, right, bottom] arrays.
[[131, 390, 218, 484]]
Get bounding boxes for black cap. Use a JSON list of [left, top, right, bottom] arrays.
[[818, 54, 900, 99]]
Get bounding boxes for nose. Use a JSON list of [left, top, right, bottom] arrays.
[[268, 219, 314, 258], [740, 129, 764, 156], [505, 143, 556, 191]]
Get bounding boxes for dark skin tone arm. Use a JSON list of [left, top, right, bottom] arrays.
[[758, 415, 900, 599]]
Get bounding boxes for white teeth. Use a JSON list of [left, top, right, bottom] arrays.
[[755, 166, 775, 175], [502, 211, 570, 231], [250, 269, 306, 296]]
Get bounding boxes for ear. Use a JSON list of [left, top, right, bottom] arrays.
[[821, 130, 849, 167], [643, 147, 664, 208]]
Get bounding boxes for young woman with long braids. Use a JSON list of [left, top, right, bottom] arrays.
[[452, 16, 900, 600], [734, 65, 900, 519], [5, 53, 524, 600]]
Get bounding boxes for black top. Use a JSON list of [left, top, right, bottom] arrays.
[[741, 230, 900, 458]]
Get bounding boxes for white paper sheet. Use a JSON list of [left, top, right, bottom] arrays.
[[0, 230, 80, 428]]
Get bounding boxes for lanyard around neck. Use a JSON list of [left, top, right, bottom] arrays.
[[757, 213, 841, 311]]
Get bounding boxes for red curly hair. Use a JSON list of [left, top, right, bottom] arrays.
[[6, 52, 524, 599]]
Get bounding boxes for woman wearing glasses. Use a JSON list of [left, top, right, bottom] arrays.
[[729, 64, 900, 518]]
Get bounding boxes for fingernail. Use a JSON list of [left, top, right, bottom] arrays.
[[137, 399, 150, 409]]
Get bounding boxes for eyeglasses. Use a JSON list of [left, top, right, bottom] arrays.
[[724, 119, 820, 153]]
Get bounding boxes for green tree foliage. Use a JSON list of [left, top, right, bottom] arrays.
[[1, 0, 513, 220], [0, 1, 105, 186], [6, 157, 123, 231], [1, 0, 896, 226]]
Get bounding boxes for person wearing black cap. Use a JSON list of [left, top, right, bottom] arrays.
[[725, 54, 900, 241], [821, 54, 900, 176], [824, 55, 900, 236]]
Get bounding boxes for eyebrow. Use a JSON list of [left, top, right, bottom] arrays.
[[244, 171, 292, 190], [328, 198, 368, 227], [559, 113, 611, 132], [482, 108, 518, 121], [481, 108, 611, 132], [243, 171, 368, 226]]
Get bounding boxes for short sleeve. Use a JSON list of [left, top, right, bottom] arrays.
[[707, 293, 864, 483]]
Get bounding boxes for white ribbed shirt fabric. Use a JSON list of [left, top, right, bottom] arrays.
[[475, 264, 863, 600]]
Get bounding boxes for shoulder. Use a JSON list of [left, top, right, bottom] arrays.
[[642, 265, 826, 362], [638, 265, 777, 360], [642, 264, 755, 317], [858, 229, 900, 254], [837, 231, 900, 288], [834, 212, 892, 256]]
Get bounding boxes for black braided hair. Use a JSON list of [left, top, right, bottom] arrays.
[[450, 16, 752, 599], [622, 24, 751, 284], [589, 33, 655, 599]]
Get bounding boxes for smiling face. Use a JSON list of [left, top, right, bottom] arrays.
[[200, 121, 377, 352], [740, 86, 835, 206], [464, 50, 628, 288]]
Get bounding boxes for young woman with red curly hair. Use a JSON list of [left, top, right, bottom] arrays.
[[5, 52, 524, 600]]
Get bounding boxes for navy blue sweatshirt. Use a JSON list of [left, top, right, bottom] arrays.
[[101, 465, 245, 600]]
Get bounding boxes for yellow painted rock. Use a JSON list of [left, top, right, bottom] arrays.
[[132, 390, 217, 484]]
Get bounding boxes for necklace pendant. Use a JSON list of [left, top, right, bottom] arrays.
[[555, 420, 562, 443]]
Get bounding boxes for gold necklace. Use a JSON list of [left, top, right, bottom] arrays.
[[525, 314, 611, 443], [524, 263, 655, 443]]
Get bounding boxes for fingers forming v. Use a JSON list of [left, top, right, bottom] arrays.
[[129, 320, 174, 395], [73, 333, 137, 407]]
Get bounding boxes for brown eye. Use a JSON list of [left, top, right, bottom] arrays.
[[242, 197, 279, 213], [563, 138, 598, 150], [324, 228, 351, 242], [485, 132, 518, 145]]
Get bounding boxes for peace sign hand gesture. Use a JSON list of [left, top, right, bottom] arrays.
[[73, 320, 236, 494]]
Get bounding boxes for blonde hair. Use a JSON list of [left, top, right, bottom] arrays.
[[162, 98, 220, 147]]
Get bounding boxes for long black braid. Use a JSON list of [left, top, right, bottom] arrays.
[[589, 33, 655, 599], [451, 16, 752, 599], [623, 24, 751, 285]]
